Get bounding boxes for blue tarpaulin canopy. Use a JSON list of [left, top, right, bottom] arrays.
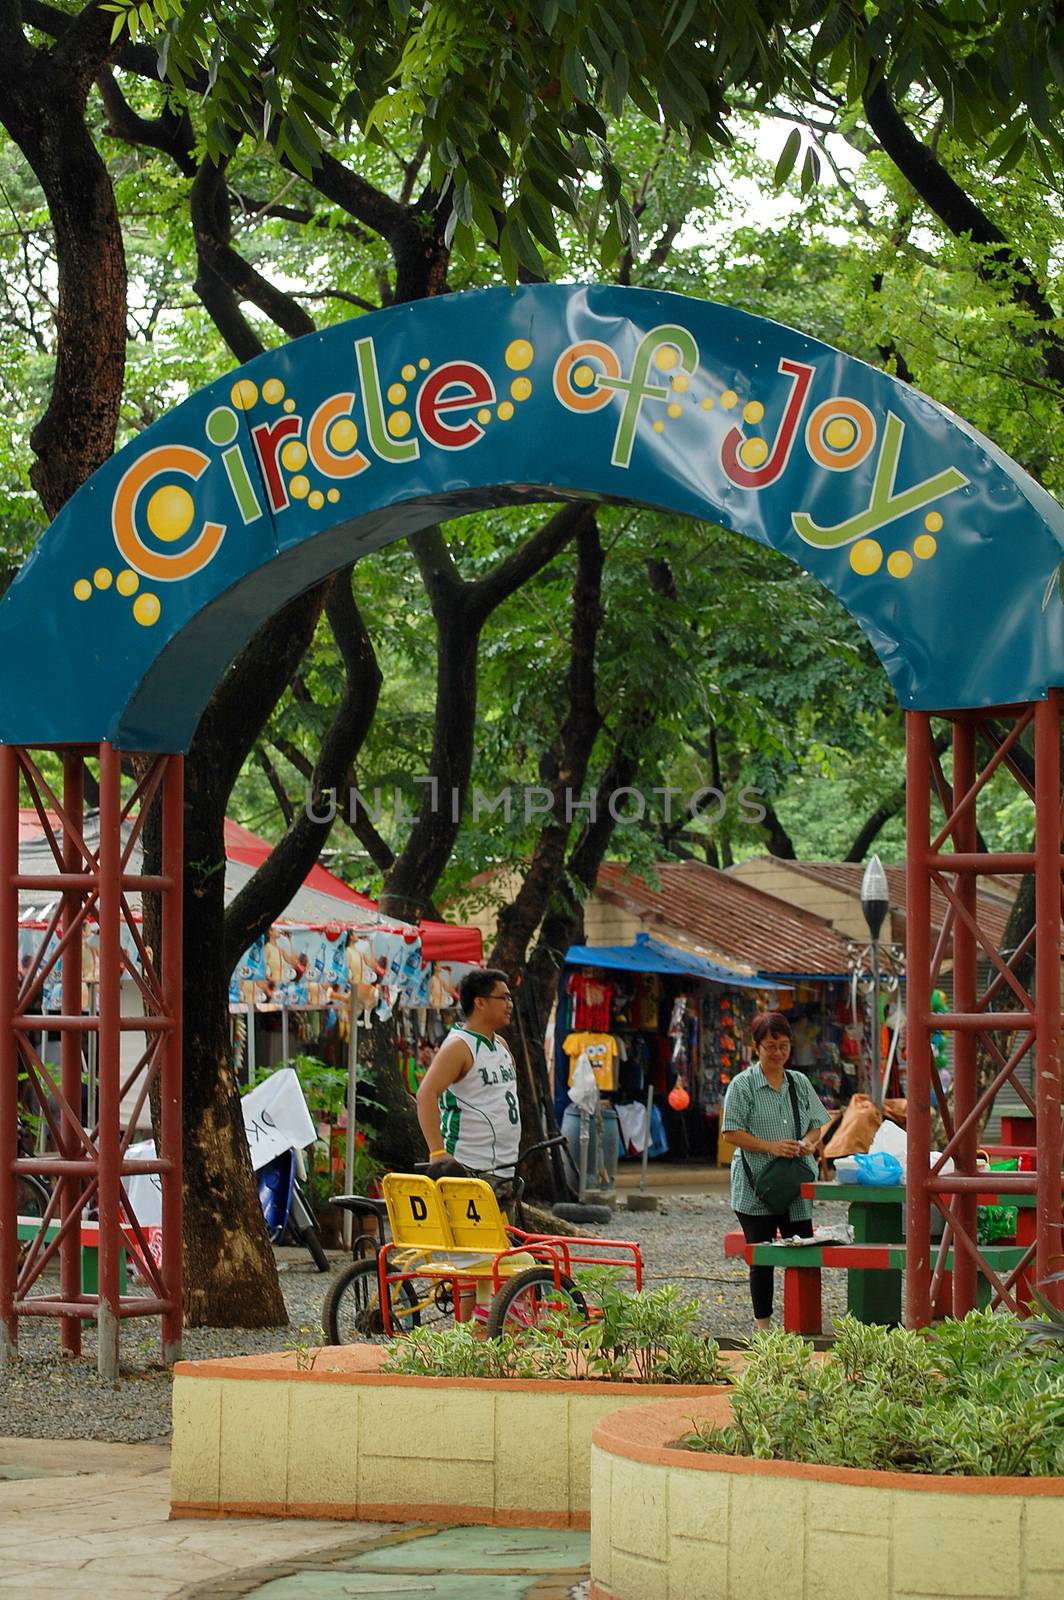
[[564, 932, 765, 988]]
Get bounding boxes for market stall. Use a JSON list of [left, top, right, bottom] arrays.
[[557, 934, 765, 1172]]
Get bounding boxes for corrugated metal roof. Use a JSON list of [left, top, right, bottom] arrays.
[[595, 860, 852, 978], [762, 859, 1019, 951]]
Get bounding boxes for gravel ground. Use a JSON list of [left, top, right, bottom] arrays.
[[0, 1193, 851, 1443]]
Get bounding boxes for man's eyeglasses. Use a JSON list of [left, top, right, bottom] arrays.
[[489, 991, 513, 1002]]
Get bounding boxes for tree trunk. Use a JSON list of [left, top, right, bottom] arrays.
[[378, 585, 481, 922], [223, 572, 382, 967], [378, 506, 592, 921], [492, 515, 604, 974], [180, 757, 287, 1326], [173, 589, 327, 1322], [358, 1014, 422, 1169]]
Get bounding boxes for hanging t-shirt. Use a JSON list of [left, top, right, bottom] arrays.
[[566, 972, 615, 1032], [562, 1031, 619, 1091], [791, 1017, 817, 1067], [634, 973, 662, 1030]]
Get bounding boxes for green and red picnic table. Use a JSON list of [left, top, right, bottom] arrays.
[[16, 1215, 135, 1295], [724, 1181, 1036, 1335]]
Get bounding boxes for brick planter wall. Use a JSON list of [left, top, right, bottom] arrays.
[[590, 1395, 1064, 1600], [170, 1344, 729, 1529]]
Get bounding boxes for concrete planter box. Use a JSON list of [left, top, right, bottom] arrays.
[[590, 1394, 1064, 1600], [170, 1344, 729, 1529]]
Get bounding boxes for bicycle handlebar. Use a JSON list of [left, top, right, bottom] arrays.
[[413, 1134, 565, 1179]]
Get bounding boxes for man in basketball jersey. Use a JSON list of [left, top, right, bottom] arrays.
[[416, 967, 521, 1181]]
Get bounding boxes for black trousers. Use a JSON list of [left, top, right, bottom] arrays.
[[736, 1211, 814, 1319]]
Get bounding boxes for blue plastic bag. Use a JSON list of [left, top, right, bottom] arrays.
[[853, 1151, 903, 1186]]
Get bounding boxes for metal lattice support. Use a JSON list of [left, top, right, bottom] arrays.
[[0, 744, 183, 1376], [906, 700, 1064, 1325]]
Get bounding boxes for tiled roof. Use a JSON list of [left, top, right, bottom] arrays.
[[761, 859, 1019, 950], [595, 859, 853, 977]]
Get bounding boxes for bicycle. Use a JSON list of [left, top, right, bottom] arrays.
[[322, 1137, 641, 1344], [15, 1171, 50, 1219]]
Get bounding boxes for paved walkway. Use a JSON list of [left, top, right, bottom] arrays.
[[0, 1437, 589, 1598]]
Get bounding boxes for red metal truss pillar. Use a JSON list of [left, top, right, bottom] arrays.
[[0, 744, 184, 1375], [905, 699, 1064, 1326]]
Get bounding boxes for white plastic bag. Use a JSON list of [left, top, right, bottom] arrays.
[[870, 1117, 908, 1172], [569, 1051, 600, 1115]]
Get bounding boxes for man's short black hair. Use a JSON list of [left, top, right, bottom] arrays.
[[459, 967, 511, 1016]]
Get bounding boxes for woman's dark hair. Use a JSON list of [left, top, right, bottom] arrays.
[[459, 967, 511, 1016], [752, 1010, 792, 1044]]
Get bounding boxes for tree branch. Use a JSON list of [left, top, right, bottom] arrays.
[[471, 501, 596, 618], [191, 153, 316, 343], [863, 76, 1064, 383], [270, 736, 397, 873], [300, 148, 410, 244], [224, 569, 383, 970], [844, 727, 951, 860], [254, 744, 295, 827], [96, 66, 197, 176]]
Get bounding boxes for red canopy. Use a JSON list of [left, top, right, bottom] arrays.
[[17, 811, 483, 963], [223, 819, 482, 964], [417, 919, 483, 963], [223, 819, 378, 910]]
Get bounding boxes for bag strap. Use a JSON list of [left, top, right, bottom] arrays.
[[786, 1071, 802, 1139]]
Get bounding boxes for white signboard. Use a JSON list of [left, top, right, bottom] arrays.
[[123, 1067, 316, 1228]]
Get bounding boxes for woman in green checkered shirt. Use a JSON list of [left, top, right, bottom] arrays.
[[722, 1012, 832, 1329]]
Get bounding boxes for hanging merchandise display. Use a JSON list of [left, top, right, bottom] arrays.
[[561, 1029, 620, 1092], [230, 923, 424, 1020], [557, 937, 768, 1174]]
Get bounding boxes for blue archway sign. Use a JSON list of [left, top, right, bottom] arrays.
[[2, 283, 1063, 750]]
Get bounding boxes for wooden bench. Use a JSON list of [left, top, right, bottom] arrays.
[[723, 1231, 1027, 1334]]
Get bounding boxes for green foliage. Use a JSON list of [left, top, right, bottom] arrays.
[[683, 1312, 1064, 1477], [382, 1271, 727, 1384], [568, 1267, 729, 1384], [382, 1321, 573, 1380], [98, 1, 1064, 285]]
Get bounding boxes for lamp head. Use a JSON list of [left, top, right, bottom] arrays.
[[860, 854, 890, 941]]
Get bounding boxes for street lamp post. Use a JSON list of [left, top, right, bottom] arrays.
[[860, 855, 890, 1108]]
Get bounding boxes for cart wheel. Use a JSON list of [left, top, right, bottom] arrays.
[[484, 1266, 588, 1339], [322, 1258, 419, 1343]]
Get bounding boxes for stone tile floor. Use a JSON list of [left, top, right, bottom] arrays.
[[0, 1436, 390, 1597], [225, 1527, 591, 1599], [0, 1437, 590, 1598]]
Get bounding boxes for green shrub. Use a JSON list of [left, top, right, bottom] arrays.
[[682, 1311, 1064, 1477], [568, 1270, 728, 1385], [381, 1323, 571, 1380], [380, 1274, 728, 1386]]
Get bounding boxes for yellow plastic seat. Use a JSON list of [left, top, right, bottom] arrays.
[[436, 1178, 511, 1251], [382, 1173, 455, 1251], [436, 1177, 536, 1292]]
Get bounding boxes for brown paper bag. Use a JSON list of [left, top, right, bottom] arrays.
[[824, 1093, 882, 1158]]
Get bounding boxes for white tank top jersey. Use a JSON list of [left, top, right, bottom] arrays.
[[439, 1025, 522, 1176]]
